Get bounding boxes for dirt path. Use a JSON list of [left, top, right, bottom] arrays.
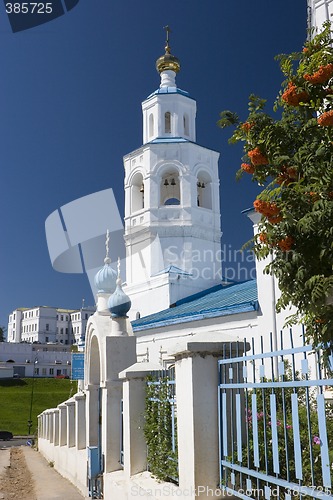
[[0, 447, 36, 500]]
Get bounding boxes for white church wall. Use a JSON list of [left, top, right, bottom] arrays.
[[38, 438, 87, 496], [135, 311, 258, 365]]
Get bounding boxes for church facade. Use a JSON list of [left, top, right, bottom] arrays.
[[37, 3, 333, 498]]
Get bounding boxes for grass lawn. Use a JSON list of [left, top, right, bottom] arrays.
[[0, 378, 77, 436]]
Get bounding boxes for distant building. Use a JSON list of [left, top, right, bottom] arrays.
[[7, 306, 95, 345], [0, 342, 72, 378]]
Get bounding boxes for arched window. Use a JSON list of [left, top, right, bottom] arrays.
[[149, 113, 154, 138], [183, 114, 189, 136], [131, 172, 144, 212], [160, 170, 180, 206], [197, 173, 212, 209], [165, 112, 171, 133]]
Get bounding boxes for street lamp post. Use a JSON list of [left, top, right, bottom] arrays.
[[28, 355, 38, 435]]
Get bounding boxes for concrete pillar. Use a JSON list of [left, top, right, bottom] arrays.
[[119, 363, 160, 477], [169, 341, 246, 500], [45, 413, 49, 440], [67, 400, 75, 448], [101, 381, 123, 473], [75, 393, 86, 450], [58, 404, 67, 446], [37, 416, 41, 439], [86, 384, 100, 447], [41, 415, 45, 438], [49, 411, 54, 444], [99, 335, 137, 473], [53, 409, 59, 446]]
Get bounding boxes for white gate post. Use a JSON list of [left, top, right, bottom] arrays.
[[170, 341, 245, 500]]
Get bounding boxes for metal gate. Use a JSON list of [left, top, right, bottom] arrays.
[[218, 330, 333, 499]]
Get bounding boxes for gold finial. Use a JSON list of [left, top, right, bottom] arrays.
[[156, 25, 180, 74], [164, 25, 171, 54]]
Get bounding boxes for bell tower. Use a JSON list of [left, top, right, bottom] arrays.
[[123, 28, 222, 319]]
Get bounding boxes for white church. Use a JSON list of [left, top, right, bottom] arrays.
[[38, 2, 333, 499]]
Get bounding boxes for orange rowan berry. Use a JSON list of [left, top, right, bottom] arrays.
[[248, 147, 269, 166], [241, 122, 254, 132], [241, 163, 255, 174], [317, 110, 333, 126], [282, 82, 309, 106], [277, 236, 294, 251], [304, 64, 333, 84]]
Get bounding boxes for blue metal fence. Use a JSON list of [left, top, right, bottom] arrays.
[[218, 330, 333, 499]]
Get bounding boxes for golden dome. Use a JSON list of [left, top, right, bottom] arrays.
[[156, 26, 181, 74]]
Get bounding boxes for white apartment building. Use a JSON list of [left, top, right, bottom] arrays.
[[0, 342, 72, 378], [70, 308, 95, 345], [7, 306, 95, 346]]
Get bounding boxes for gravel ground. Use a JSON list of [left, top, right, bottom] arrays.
[[0, 447, 36, 499]]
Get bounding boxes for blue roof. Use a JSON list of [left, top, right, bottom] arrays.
[[132, 279, 258, 332], [146, 86, 193, 100], [147, 137, 189, 144]]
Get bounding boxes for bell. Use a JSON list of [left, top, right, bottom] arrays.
[[140, 183, 144, 193], [170, 178, 176, 186], [201, 182, 205, 188], [197, 181, 201, 188], [164, 179, 169, 186]]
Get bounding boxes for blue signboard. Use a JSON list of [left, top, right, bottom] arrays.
[[71, 353, 85, 380]]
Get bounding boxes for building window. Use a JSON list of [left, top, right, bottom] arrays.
[[160, 171, 181, 206], [183, 114, 189, 136], [66, 328, 68, 335], [46, 324, 49, 331], [85, 314, 88, 320], [165, 111, 171, 133], [42, 368, 46, 375], [61, 315, 63, 321], [131, 172, 145, 212], [197, 173, 212, 209], [149, 113, 154, 137], [34, 368, 39, 375], [63, 369, 67, 375], [45, 336, 49, 342], [49, 368, 54, 375]]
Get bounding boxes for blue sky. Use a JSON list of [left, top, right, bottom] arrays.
[[0, 1, 307, 327]]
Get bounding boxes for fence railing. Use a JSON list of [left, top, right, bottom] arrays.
[[218, 330, 333, 499], [145, 367, 178, 484]]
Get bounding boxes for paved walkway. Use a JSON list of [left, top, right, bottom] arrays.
[[1, 445, 87, 499]]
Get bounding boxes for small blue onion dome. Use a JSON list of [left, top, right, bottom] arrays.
[[94, 257, 117, 294], [108, 278, 131, 318]]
